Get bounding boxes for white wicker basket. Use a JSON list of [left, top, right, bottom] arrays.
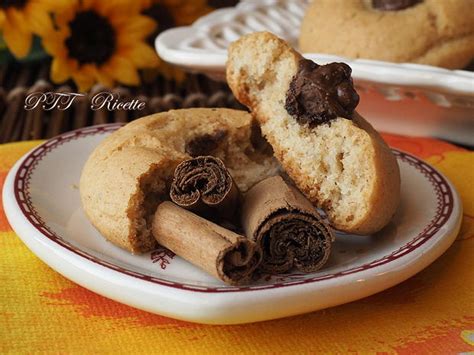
[[156, 0, 474, 145]]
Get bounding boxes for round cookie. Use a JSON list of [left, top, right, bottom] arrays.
[[227, 32, 400, 235], [80, 108, 280, 253], [299, 0, 474, 69]]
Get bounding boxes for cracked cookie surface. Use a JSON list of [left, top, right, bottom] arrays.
[[299, 0, 474, 69]]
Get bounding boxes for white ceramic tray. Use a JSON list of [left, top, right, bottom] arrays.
[[155, 0, 474, 146], [3, 125, 462, 324]]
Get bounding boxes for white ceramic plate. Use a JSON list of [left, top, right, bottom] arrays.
[[155, 0, 474, 146], [3, 125, 462, 324]]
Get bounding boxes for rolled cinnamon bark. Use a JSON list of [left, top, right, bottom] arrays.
[[152, 201, 262, 285], [241, 176, 334, 273], [170, 156, 240, 221]]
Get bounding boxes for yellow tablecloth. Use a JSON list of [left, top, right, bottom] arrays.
[[1, 134, 473, 353]]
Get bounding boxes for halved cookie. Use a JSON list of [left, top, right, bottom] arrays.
[[227, 32, 400, 234]]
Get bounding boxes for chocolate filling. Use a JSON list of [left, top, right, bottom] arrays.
[[185, 130, 227, 157], [372, 0, 422, 11], [257, 210, 333, 273], [285, 59, 359, 127], [170, 156, 240, 221]]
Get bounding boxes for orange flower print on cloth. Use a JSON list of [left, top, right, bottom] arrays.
[[461, 330, 474, 346], [1, 135, 473, 353], [42, 0, 159, 91]]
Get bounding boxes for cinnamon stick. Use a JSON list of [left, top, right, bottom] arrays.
[[170, 156, 240, 222], [241, 176, 334, 274], [152, 201, 261, 285]]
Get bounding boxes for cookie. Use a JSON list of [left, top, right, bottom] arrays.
[[299, 0, 474, 69], [226, 32, 400, 235], [80, 108, 280, 253]]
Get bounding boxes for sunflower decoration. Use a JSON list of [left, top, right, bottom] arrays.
[[136, 0, 237, 81], [42, 0, 160, 91], [136, 0, 214, 82], [139, 0, 239, 36], [140, 0, 211, 32], [0, 0, 66, 58]]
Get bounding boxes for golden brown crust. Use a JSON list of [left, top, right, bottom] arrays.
[[299, 0, 474, 69], [80, 108, 280, 253], [347, 112, 401, 234], [226, 32, 401, 235]]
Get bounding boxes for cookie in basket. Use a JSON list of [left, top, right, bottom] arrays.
[[299, 0, 474, 69]]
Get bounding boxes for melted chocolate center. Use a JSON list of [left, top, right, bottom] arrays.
[[285, 59, 359, 127], [372, 0, 422, 11], [185, 130, 227, 157]]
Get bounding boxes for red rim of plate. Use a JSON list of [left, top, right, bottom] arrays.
[[12, 124, 454, 293]]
